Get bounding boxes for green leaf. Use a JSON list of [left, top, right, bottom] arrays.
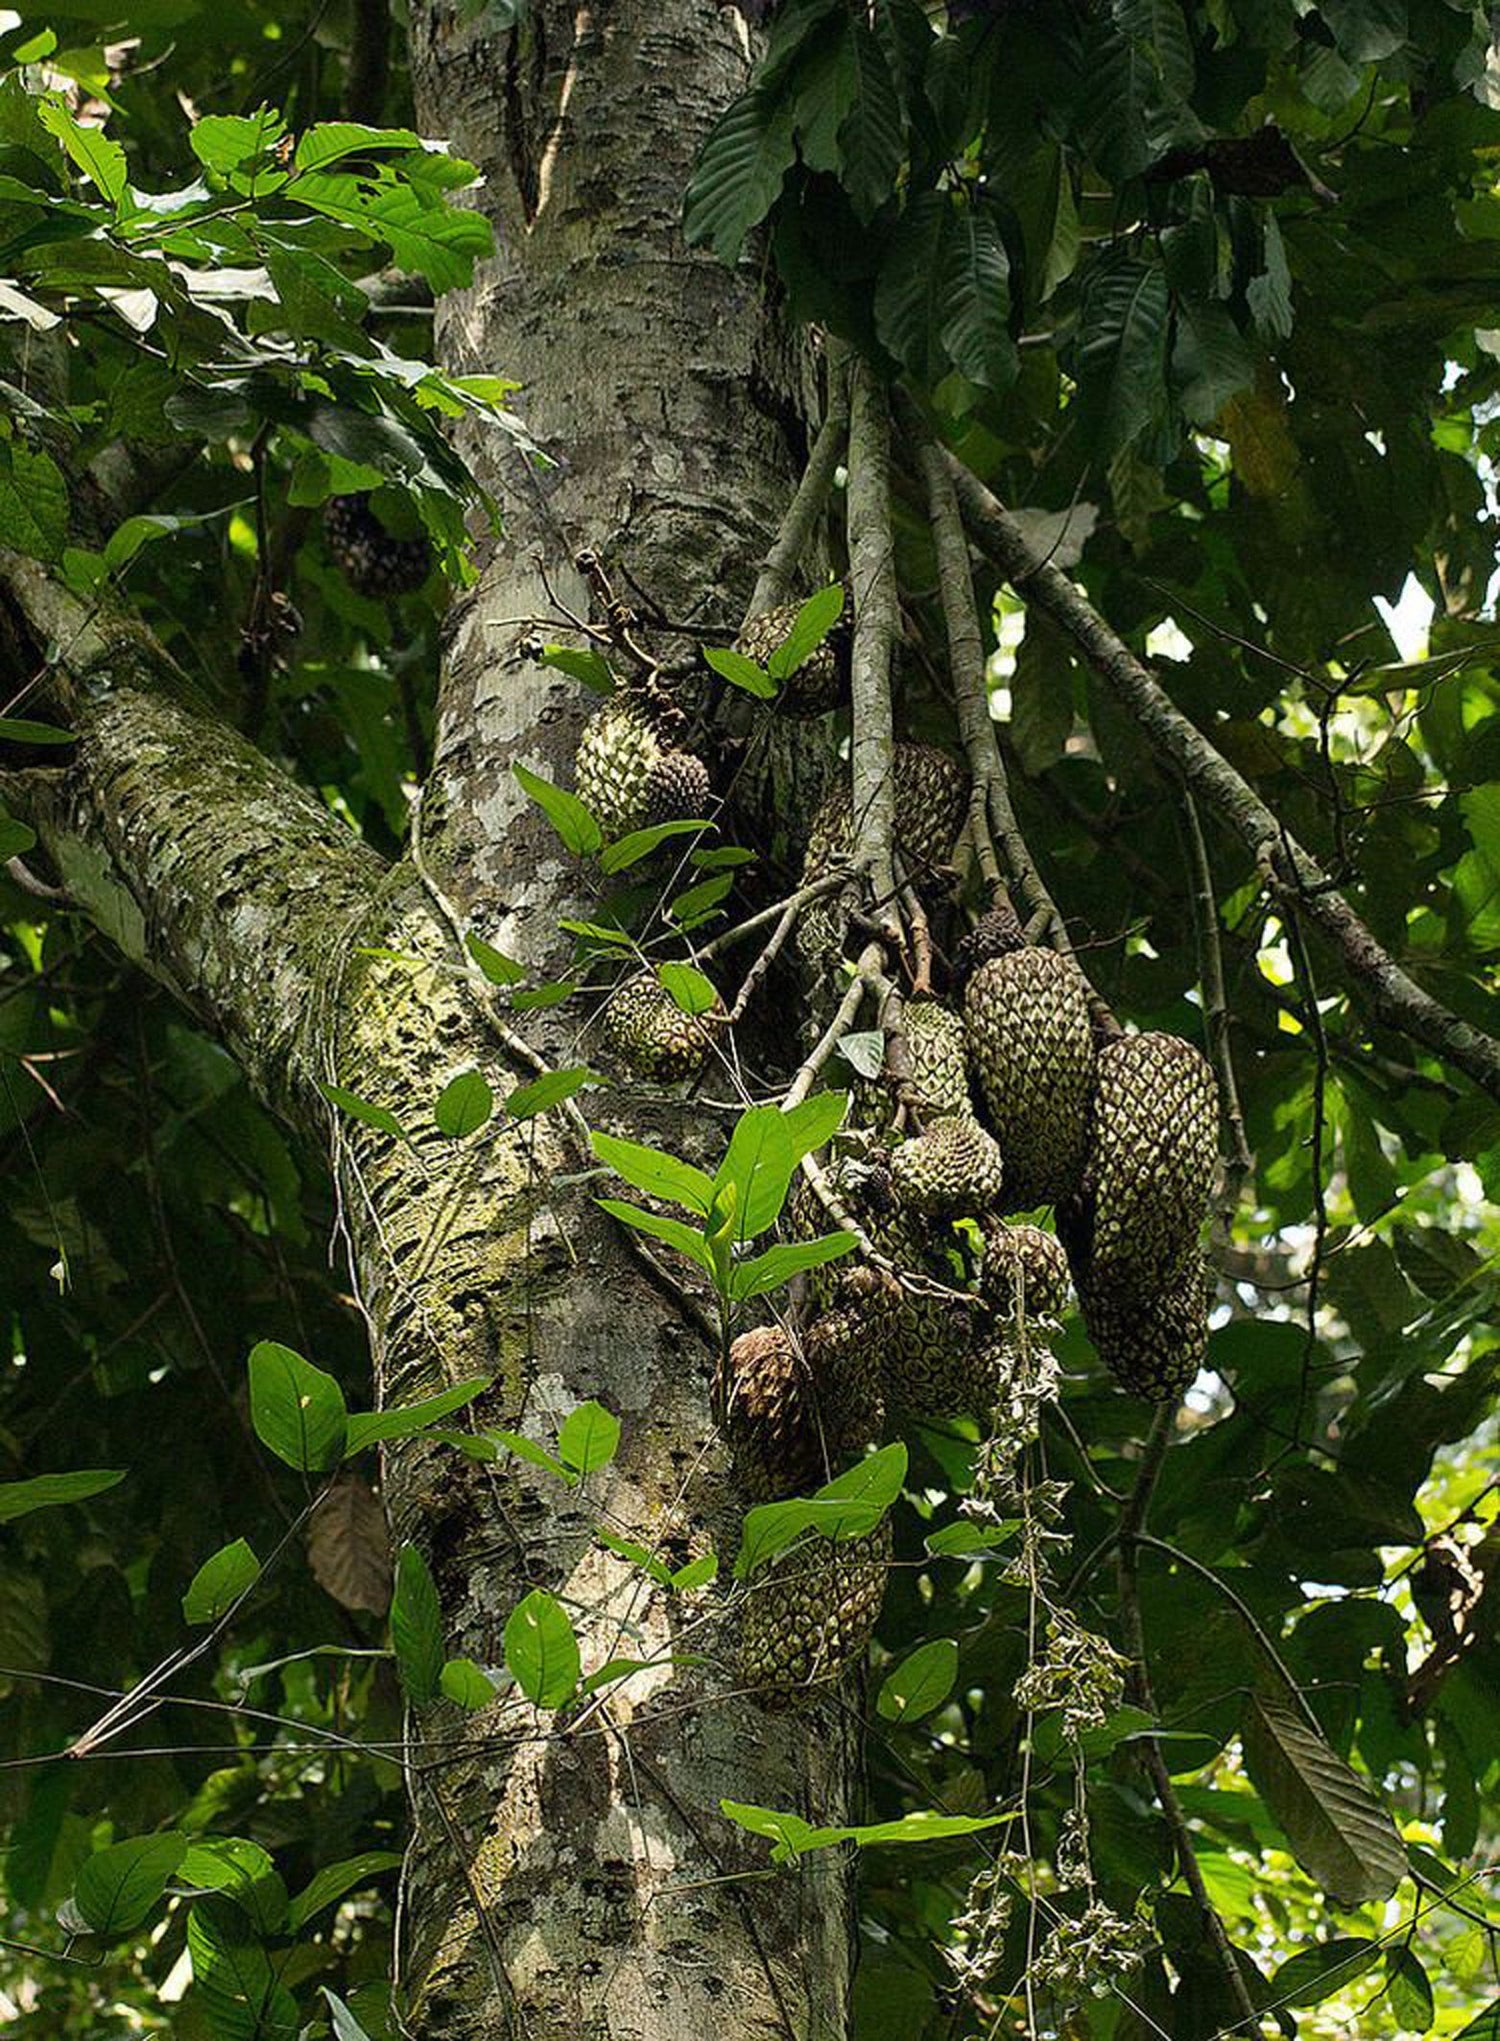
[[766, 584, 845, 679], [1247, 212, 1293, 340], [484, 1430, 572, 1482], [877, 1638, 958, 1723], [596, 1531, 673, 1585], [667, 872, 734, 929], [600, 821, 710, 872], [293, 122, 423, 170], [504, 1588, 580, 1708], [0, 716, 73, 746], [1171, 296, 1254, 425], [1241, 1687, 1407, 1906], [512, 760, 604, 855], [837, 23, 904, 221], [189, 109, 286, 175], [657, 961, 721, 1017], [0, 1469, 124, 1524], [924, 1519, 1020, 1558], [434, 1067, 494, 1137], [74, 1832, 187, 1935], [1079, 254, 1172, 457], [940, 202, 1015, 390], [182, 1539, 261, 1624], [719, 1800, 1013, 1864], [288, 1852, 402, 1932], [736, 1442, 908, 1576], [186, 1900, 298, 2041], [704, 644, 779, 698], [683, 86, 797, 264], [296, 167, 493, 292], [504, 1067, 599, 1118], [1384, 1947, 1434, 2034], [596, 1199, 714, 1275], [538, 644, 615, 693], [875, 189, 950, 381], [0, 442, 68, 564], [557, 1400, 621, 1476], [1270, 1938, 1380, 2007], [729, 1230, 858, 1301], [178, 1837, 287, 1936], [671, 1552, 718, 1591], [440, 1657, 499, 1709], [591, 1129, 715, 1213], [322, 1991, 378, 2041], [0, 813, 37, 858], [344, 1377, 490, 1454], [319, 1082, 406, 1141], [465, 933, 526, 984], [1455, 2006, 1500, 2041], [38, 99, 126, 204], [714, 1092, 847, 1243], [390, 1544, 444, 1704], [511, 980, 577, 1011], [247, 1341, 348, 1472]]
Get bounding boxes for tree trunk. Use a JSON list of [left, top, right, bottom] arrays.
[[1, 6, 864, 2032]]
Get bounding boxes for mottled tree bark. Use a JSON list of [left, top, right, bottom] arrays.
[[2, 5, 866, 2037]]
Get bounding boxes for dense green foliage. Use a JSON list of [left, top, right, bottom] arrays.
[[2, 1, 1500, 2038]]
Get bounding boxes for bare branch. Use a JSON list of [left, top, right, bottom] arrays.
[[747, 342, 850, 621], [846, 363, 899, 930], [950, 461, 1500, 1103]]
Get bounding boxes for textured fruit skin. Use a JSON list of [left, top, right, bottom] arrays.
[[902, 1000, 972, 1118], [739, 1521, 890, 1696], [1082, 1032, 1219, 1286], [599, 972, 723, 1081], [981, 1222, 1071, 1324], [952, 903, 1027, 994], [642, 748, 711, 827], [735, 598, 850, 716], [963, 948, 1095, 1209], [1078, 1256, 1210, 1402], [803, 743, 970, 881], [323, 494, 432, 596], [890, 1115, 1005, 1220], [719, 1316, 884, 1503], [575, 700, 710, 839]]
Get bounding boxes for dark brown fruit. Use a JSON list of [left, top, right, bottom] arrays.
[[952, 903, 1027, 994], [323, 494, 432, 597], [600, 971, 724, 1081]]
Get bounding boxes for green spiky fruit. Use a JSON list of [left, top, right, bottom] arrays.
[[1080, 1257, 1210, 1402], [575, 700, 711, 839], [981, 1222, 1071, 1324], [963, 948, 1094, 1209], [739, 1521, 890, 1696], [903, 999, 972, 1118], [1085, 1032, 1219, 1285], [324, 493, 432, 596], [891, 1116, 1004, 1220], [952, 902, 1027, 994], [600, 971, 724, 1081], [735, 596, 850, 716]]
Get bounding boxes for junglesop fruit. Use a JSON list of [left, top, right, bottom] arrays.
[[719, 1317, 884, 1502], [740, 1520, 890, 1696], [323, 493, 432, 597], [980, 1222, 1071, 1325], [1080, 1257, 1210, 1403], [952, 903, 1027, 994], [1084, 1032, 1219, 1286], [890, 1116, 1005, 1220], [735, 596, 850, 716], [575, 700, 710, 839], [802, 744, 970, 886], [600, 971, 723, 1081], [902, 999, 972, 1119], [964, 948, 1094, 1209]]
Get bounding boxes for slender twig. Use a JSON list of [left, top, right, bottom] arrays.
[[784, 941, 882, 1109], [948, 458, 1500, 1104], [845, 363, 899, 932], [1181, 792, 1252, 1245], [903, 399, 1118, 1034], [747, 345, 851, 621], [1115, 1408, 1271, 2040]]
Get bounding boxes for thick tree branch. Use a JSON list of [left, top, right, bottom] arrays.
[[846, 362, 899, 928], [747, 344, 849, 621], [950, 462, 1500, 1104]]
